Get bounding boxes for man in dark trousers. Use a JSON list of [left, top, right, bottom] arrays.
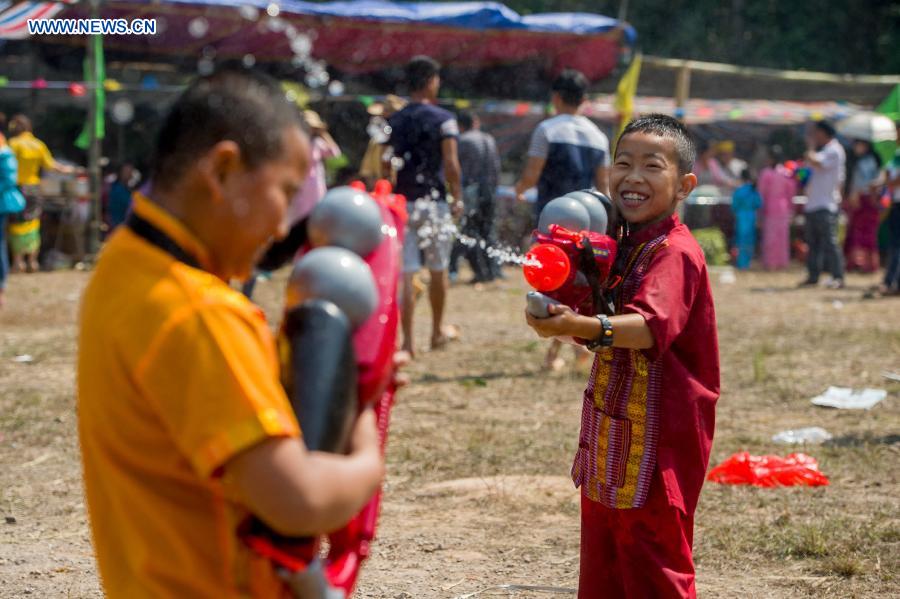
[[800, 120, 846, 289], [452, 110, 502, 283]]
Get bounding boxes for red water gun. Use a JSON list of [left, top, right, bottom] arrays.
[[240, 181, 406, 598], [523, 192, 618, 318]]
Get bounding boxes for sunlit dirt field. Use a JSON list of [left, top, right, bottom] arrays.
[[1, 265, 897, 597]]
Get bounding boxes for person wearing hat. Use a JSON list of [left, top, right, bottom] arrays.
[[714, 140, 747, 180], [359, 95, 407, 186], [287, 109, 342, 225]]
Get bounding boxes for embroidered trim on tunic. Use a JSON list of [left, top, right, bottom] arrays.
[[572, 234, 669, 509]]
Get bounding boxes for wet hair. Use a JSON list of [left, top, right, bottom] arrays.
[[9, 114, 32, 135], [813, 120, 836, 138], [457, 110, 476, 131], [551, 69, 589, 107], [150, 69, 300, 191], [617, 113, 696, 174], [406, 55, 440, 92]]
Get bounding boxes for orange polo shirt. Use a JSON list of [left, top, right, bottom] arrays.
[[77, 194, 299, 597]]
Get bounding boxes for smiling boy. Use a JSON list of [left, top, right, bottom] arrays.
[[526, 114, 719, 598], [78, 71, 384, 597]]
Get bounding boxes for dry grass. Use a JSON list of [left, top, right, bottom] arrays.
[[1, 266, 898, 597]]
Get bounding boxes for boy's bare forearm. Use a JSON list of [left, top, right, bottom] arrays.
[[572, 313, 654, 349], [526, 308, 654, 350], [226, 438, 383, 537], [295, 450, 384, 531]]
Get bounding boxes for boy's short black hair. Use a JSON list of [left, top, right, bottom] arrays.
[[813, 120, 836, 138], [150, 69, 300, 191], [551, 69, 588, 107], [457, 109, 475, 131], [406, 55, 440, 92], [617, 113, 697, 175]]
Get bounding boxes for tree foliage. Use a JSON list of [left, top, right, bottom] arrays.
[[504, 0, 900, 75]]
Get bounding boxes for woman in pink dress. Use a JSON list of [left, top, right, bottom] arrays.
[[757, 148, 798, 270]]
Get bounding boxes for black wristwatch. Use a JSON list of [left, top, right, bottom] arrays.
[[586, 314, 614, 352]]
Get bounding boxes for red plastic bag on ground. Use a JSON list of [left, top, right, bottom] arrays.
[[706, 451, 830, 487]]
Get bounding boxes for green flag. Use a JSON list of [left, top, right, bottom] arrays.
[[874, 84, 899, 165], [876, 84, 900, 121], [75, 34, 105, 150]]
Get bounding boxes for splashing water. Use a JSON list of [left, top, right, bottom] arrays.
[[408, 198, 536, 267]]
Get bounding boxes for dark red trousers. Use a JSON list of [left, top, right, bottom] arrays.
[[578, 481, 696, 599]]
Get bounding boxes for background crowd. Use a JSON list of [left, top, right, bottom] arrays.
[[2, 58, 900, 318]]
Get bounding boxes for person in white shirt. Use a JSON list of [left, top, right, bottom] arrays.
[[800, 121, 846, 288]]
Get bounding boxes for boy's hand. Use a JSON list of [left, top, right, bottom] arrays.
[[392, 350, 412, 388], [525, 303, 581, 338]]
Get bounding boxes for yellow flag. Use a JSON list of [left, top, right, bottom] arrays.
[[281, 81, 310, 108], [614, 52, 642, 142]]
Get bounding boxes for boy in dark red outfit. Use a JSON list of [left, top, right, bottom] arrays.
[[526, 114, 719, 598]]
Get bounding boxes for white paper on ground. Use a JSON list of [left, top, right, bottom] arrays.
[[772, 427, 833, 444], [810, 386, 887, 410]]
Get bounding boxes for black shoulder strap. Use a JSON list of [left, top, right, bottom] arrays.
[[126, 211, 201, 270]]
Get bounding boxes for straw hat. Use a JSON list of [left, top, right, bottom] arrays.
[[367, 94, 407, 116], [303, 110, 327, 130], [714, 140, 735, 154]]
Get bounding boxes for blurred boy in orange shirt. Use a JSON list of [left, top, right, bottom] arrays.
[[77, 70, 383, 597]]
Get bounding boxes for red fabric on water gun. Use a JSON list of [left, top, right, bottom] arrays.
[[706, 451, 830, 487], [242, 181, 405, 597], [525, 224, 617, 315]]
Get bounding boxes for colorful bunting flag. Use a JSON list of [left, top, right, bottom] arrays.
[[0, 1, 71, 39]]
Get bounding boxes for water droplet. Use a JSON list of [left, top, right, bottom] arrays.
[[415, 174, 425, 183], [305, 73, 323, 88], [197, 58, 215, 76], [390, 157, 405, 170], [266, 16, 286, 33], [379, 314, 389, 325], [290, 34, 312, 57], [242, 54, 256, 68], [238, 4, 260, 20], [327, 80, 345, 96], [266, 2, 280, 17], [188, 17, 209, 38], [111, 99, 134, 125]]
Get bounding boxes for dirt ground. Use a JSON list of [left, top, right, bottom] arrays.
[[1, 264, 898, 598]]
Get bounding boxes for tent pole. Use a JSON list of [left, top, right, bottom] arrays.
[[87, 0, 102, 256], [675, 62, 691, 121]]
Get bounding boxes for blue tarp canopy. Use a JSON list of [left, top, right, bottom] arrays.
[[21, 0, 636, 81]]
